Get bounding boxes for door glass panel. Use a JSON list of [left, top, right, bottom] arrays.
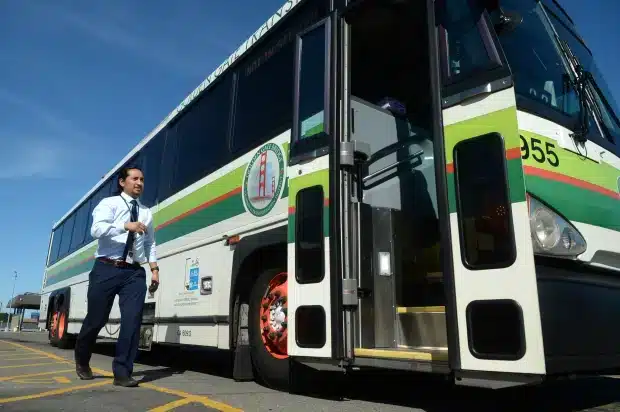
[[437, 0, 500, 82]]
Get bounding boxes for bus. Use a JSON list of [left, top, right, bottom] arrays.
[[40, 0, 620, 391]]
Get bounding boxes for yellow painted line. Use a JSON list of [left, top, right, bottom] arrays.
[[140, 383, 243, 411], [0, 369, 75, 382], [0, 341, 242, 412], [0, 351, 30, 356], [0, 379, 112, 404], [12, 376, 72, 384], [0, 361, 64, 369], [148, 397, 197, 411], [90, 367, 243, 411], [1, 356, 50, 361], [0, 340, 70, 362], [0, 353, 44, 359]]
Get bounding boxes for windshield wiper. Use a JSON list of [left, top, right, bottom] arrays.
[[557, 39, 591, 144], [557, 38, 618, 144]]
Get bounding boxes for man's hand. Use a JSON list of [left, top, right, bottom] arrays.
[[125, 222, 147, 234], [149, 269, 159, 294]]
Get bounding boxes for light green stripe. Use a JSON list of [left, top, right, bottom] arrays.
[[520, 130, 619, 192], [444, 106, 521, 164], [288, 169, 329, 207], [47, 245, 96, 278], [154, 165, 246, 227]]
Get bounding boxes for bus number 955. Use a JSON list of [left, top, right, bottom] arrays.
[[520, 135, 560, 167]]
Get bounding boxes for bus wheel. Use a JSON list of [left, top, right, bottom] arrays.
[[51, 310, 74, 349], [49, 312, 59, 347], [249, 267, 289, 390]]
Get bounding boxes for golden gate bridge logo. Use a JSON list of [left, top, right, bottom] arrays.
[[242, 142, 286, 217]]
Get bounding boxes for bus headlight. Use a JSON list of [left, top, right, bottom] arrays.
[[527, 195, 586, 257]]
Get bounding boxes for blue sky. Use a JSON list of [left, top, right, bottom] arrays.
[[0, 0, 618, 317]]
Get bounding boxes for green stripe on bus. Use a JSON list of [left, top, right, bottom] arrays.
[[47, 246, 96, 277], [156, 191, 246, 244], [443, 106, 521, 164], [47, 258, 95, 286], [520, 130, 619, 193], [287, 168, 330, 207], [525, 174, 620, 232], [287, 205, 330, 243], [154, 165, 246, 228], [287, 168, 330, 243]]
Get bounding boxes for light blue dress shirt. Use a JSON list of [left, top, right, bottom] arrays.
[[90, 192, 157, 264]]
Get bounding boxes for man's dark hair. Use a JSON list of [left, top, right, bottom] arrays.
[[115, 165, 143, 194]]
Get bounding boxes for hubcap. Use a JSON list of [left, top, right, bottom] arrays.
[[259, 272, 288, 359]]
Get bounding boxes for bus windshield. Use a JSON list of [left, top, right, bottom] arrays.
[[493, 0, 580, 117], [491, 0, 620, 144], [545, 9, 620, 140]]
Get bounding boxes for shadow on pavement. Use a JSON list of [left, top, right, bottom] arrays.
[[93, 342, 233, 380], [336, 372, 620, 412]]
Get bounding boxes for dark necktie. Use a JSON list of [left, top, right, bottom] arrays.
[[121, 200, 138, 261]]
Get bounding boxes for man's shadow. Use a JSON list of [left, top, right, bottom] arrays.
[[133, 367, 183, 384]]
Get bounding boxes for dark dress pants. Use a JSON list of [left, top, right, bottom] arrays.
[[74, 259, 147, 378]]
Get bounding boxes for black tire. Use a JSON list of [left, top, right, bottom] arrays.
[[249, 267, 290, 390]]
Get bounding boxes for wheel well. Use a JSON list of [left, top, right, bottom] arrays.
[[230, 244, 287, 349]]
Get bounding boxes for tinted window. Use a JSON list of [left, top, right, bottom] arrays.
[[58, 214, 76, 259], [232, 2, 327, 154], [171, 74, 233, 193], [70, 201, 90, 251], [438, 0, 499, 81], [140, 132, 165, 208], [158, 126, 179, 201], [297, 23, 327, 141], [454, 133, 516, 269], [295, 185, 325, 283], [49, 226, 63, 266], [85, 179, 113, 244]]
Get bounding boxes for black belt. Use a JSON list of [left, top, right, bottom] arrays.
[[97, 257, 141, 269]]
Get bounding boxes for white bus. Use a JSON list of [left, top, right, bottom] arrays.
[[40, 0, 620, 391]]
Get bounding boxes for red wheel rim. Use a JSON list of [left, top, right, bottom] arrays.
[[51, 313, 58, 337], [57, 312, 65, 340], [259, 272, 288, 359]]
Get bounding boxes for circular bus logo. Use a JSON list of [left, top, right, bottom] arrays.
[[242, 143, 286, 217]]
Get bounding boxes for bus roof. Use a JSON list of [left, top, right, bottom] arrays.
[[52, 0, 304, 230]]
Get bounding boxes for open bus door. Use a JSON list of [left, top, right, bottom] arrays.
[[286, 13, 345, 364], [340, 0, 546, 387]]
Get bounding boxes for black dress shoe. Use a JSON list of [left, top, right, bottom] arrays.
[[76, 364, 93, 380], [113, 376, 139, 387]]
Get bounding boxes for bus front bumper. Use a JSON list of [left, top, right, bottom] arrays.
[[536, 258, 620, 375]]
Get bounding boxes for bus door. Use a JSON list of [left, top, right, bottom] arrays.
[[286, 13, 343, 361], [341, 0, 547, 383]]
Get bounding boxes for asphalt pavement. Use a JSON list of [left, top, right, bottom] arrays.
[[0, 331, 619, 411]]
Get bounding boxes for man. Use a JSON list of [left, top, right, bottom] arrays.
[[74, 166, 160, 387]]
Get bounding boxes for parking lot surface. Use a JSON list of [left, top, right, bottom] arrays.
[[1, 331, 620, 411]]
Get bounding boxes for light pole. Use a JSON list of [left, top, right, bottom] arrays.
[[5, 271, 17, 332]]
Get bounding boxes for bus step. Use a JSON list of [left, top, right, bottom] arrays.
[[396, 306, 447, 349], [354, 347, 448, 362]]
